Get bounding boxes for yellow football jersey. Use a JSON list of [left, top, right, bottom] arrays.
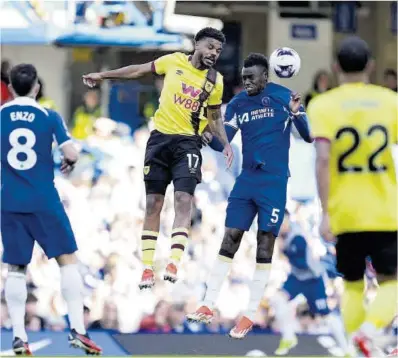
[[151, 52, 223, 136], [308, 83, 398, 235]]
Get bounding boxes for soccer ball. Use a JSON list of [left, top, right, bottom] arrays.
[[270, 47, 301, 79]]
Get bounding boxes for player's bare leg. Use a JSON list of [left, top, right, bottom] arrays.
[[187, 228, 244, 323], [230, 231, 275, 339], [164, 191, 193, 283], [139, 193, 165, 289], [56, 254, 102, 355], [5, 264, 32, 356]]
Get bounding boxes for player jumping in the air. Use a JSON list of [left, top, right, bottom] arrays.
[[1, 64, 102, 356], [186, 53, 313, 338], [82, 27, 233, 289], [308, 36, 398, 357], [270, 211, 350, 356]]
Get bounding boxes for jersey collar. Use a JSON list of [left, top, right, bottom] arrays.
[[7, 96, 37, 106], [2, 96, 49, 115]]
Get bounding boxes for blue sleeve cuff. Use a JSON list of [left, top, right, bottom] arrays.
[[208, 123, 238, 152], [292, 113, 313, 143]]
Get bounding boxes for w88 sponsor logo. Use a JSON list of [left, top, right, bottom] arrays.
[[173, 83, 202, 111], [174, 95, 200, 111]]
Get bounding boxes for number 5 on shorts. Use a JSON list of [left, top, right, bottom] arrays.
[[271, 208, 280, 223]]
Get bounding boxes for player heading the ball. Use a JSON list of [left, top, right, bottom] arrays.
[[187, 52, 313, 339], [83, 27, 233, 290]]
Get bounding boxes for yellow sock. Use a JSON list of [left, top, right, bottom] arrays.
[[342, 280, 366, 334], [141, 230, 158, 267], [365, 280, 398, 329], [170, 227, 188, 263]]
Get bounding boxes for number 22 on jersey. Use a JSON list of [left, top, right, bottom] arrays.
[[7, 128, 37, 170], [336, 124, 389, 173]]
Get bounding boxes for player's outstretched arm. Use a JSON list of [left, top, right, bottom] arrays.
[[289, 93, 313, 143], [82, 62, 153, 87], [207, 107, 234, 168]]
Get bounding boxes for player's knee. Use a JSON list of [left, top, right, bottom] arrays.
[[174, 191, 193, 212], [256, 231, 276, 263], [56, 253, 77, 266], [8, 264, 27, 274], [174, 178, 197, 196], [219, 229, 244, 258], [145, 194, 165, 217]]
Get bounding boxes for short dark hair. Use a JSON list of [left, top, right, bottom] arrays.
[[194, 27, 226, 44], [337, 36, 370, 73], [243, 53, 269, 73], [10, 64, 38, 96]]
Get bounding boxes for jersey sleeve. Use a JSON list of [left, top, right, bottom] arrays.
[[51, 110, 72, 147], [151, 53, 177, 75], [224, 102, 239, 131], [307, 97, 334, 142], [207, 74, 224, 109]]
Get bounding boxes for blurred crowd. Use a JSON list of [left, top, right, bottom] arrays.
[[0, 59, 395, 336]]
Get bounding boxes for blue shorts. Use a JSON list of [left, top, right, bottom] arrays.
[[225, 170, 288, 236], [282, 274, 330, 316], [1, 205, 77, 265]]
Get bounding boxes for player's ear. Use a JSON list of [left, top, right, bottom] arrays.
[[263, 71, 268, 83], [32, 82, 40, 99], [365, 58, 375, 76], [332, 61, 340, 74], [8, 84, 16, 98]]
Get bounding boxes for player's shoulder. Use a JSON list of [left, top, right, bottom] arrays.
[[366, 84, 398, 102], [0, 97, 50, 116], [268, 82, 292, 94], [165, 52, 189, 64], [45, 108, 60, 117], [215, 69, 223, 83], [170, 51, 185, 60], [156, 51, 184, 65], [228, 91, 247, 108], [267, 82, 293, 103]]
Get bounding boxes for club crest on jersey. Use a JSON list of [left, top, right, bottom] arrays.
[[143, 166, 150, 175], [261, 97, 270, 106], [204, 81, 214, 93]]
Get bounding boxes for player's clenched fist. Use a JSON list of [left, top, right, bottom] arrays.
[[82, 73, 103, 88], [201, 128, 213, 146], [289, 92, 302, 113]]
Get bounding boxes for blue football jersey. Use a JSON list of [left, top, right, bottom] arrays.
[[1, 97, 71, 212], [224, 82, 306, 177], [282, 223, 325, 280]]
